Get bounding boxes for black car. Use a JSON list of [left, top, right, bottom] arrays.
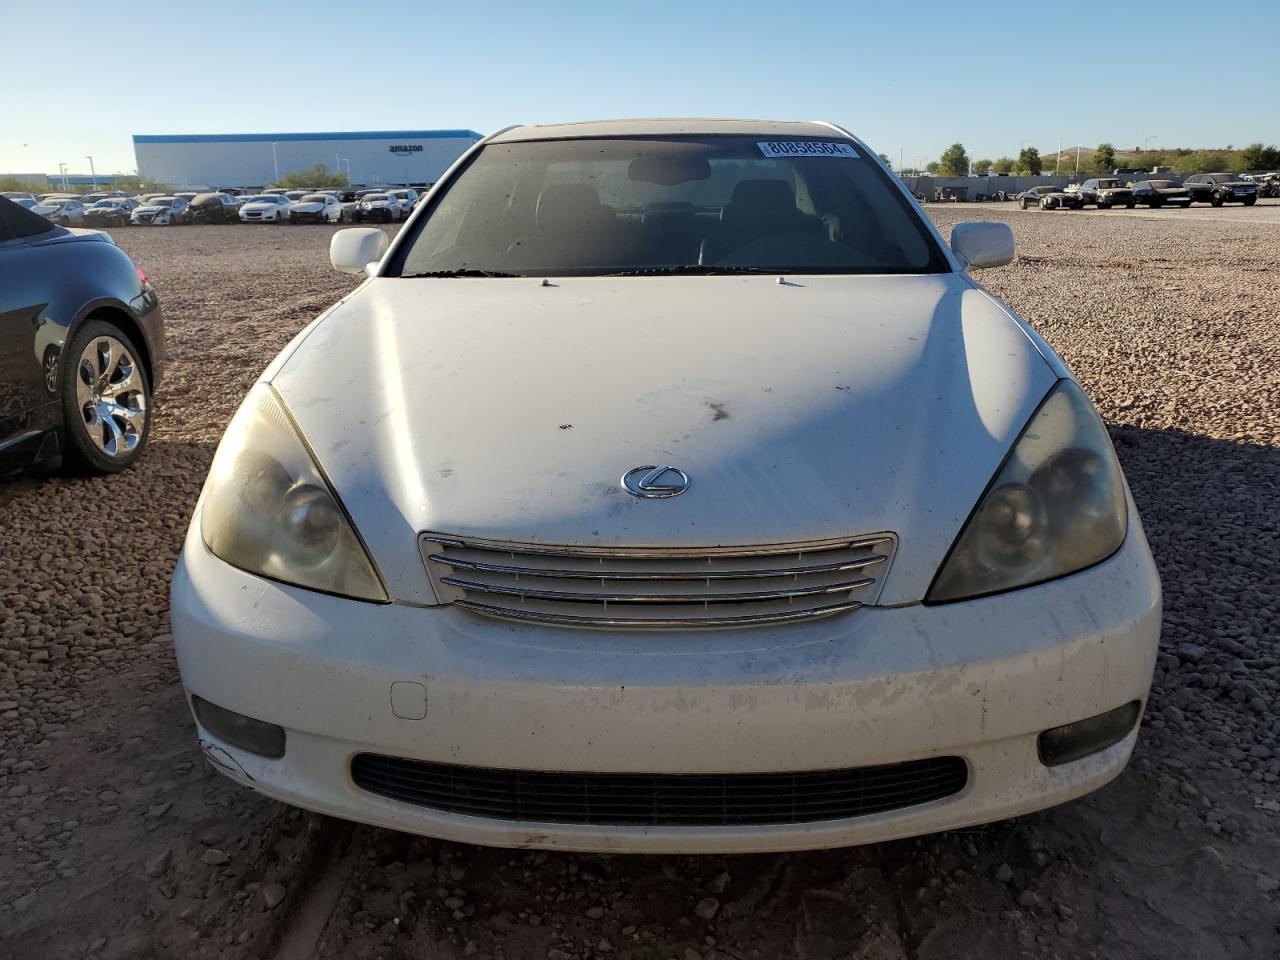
[[0, 198, 165, 475], [1130, 180, 1192, 208], [1182, 173, 1258, 207], [1015, 185, 1083, 210], [188, 192, 241, 224], [83, 197, 139, 227], [1075, 178, 1134, 209]]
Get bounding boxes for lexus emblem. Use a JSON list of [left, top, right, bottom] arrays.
[[621, 465, 690, 499]]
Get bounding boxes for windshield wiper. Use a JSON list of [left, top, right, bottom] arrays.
[[401, 268, 523, 278], [605, 265, 775, 277]]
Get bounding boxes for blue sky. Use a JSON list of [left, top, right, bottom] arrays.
[[6, 0, 1279, 176]]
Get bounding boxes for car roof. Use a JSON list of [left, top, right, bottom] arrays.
[[488, 118, 844, 143]]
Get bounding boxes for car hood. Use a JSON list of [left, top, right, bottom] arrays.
[[31, 205, 62, 215], [269, 274, 1059, 604]]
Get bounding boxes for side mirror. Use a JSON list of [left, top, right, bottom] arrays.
[[951, 221, 1014, 270], [330, 227, 390, 276]]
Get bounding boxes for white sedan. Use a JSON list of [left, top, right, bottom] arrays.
[[386, 187, 419, 217], [31, 197, 86, 226], [238, 194, 293, 223], [172, 119, 1161, 854], [354, 192, 402, 222], [289, 193, 346, 224]]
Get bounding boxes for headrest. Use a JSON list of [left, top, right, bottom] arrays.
[[536, 183, 608, 235], [722, 179, 799, 229]]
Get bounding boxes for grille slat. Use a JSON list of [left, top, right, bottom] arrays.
[[439, 575, 876, 605], [421, 533, 896, 628], [350, 755, 968, 826], [429, 553, 888, 581]]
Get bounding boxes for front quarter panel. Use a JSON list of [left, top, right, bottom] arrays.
[[0, 235, 162, 430]]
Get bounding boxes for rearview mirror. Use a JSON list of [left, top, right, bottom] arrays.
[[330, 227, 390, 276], [951, 221, 1014, 270]]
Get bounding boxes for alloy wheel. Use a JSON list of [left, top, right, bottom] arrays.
[[75, 335, 147, 458]]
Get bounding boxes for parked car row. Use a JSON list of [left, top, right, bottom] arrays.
[[0, 185, 429, 228], [1016, 173, 1261, 210]]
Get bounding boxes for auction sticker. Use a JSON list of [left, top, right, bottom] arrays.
[[757, 141, 859, 159]]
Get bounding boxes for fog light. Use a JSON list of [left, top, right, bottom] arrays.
[[191, 696, 286, 759], [1038, 701, 1141, 766]]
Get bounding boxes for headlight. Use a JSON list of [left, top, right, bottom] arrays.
[[200, 384, 388, 602], [927, 380, 1127, 604]]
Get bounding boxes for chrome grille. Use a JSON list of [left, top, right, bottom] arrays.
[[419, 533, 896, 628]]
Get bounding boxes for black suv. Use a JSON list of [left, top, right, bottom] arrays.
[[1075, 178, 1135, 209], [1183, 174, 1258, 207]]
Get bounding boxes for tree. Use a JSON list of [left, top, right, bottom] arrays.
[[1093, 143, 1116, 174], [877, 152, 892, 168], [992, 157, 1015, 175], [1240, 143, 1280, 171], [925, 160, 941, 174], [939, 143, 970, 176], [972, 158, 993, 176], [1016, 147, 1042, 175], [272, 163, 349, 189]]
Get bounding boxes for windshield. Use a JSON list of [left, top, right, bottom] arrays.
[[1148, 181, 1173, 189], [300, 194, 328, 202], [1097, 179, 1119, 188], [247, 195, 279, 203], [392, 136, 948, 277], [92, 200, 121, 208], [362, 194, 389, 202]]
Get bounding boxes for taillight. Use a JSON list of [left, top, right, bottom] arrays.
[[135, 266, 148, 286]]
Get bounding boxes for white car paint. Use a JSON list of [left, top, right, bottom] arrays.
[[239, 196, 293, 223], [32, 198, 86, 225], [289, 194, 345, 223], [130, 197, 189, 225], [385, 188, 418, 217], [355, 193, 402, 222], [172, 119, 1161, 853]]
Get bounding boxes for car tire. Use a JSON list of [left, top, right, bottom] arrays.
[[1098, 201, 1112, 209], [1019, 199, 1029, 209], [1210, 194, 1224, 207], [1244, 197, 1257, 206], [1126, 201, 1135, 209], [60, 319, 152, 475], [1150, 198, 1163, 208]]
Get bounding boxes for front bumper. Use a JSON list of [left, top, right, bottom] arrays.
[[171, 507, 1161, 853]]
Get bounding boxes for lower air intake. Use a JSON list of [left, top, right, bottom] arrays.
[[350, 754, 967, 827]]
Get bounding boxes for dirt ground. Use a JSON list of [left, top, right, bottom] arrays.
[[2, 207, 1278, 960]]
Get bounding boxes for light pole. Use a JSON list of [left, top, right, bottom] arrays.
[[1055, 139, 1061, 176], [340, 157, 351, 180], [85, 155, 97, 190], [1144, 135, 1157, 151], [1074, 143, 1081, 177], [58, 162, 68, 191], [271, 142, 280, 182]]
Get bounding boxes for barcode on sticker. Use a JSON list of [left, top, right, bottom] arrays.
[[757, 141, 859, 159]]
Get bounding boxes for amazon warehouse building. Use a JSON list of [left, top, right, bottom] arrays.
[[132, 129, 483, 189]]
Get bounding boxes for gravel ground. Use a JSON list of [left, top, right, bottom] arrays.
[[1, 210, 1278, 960]]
